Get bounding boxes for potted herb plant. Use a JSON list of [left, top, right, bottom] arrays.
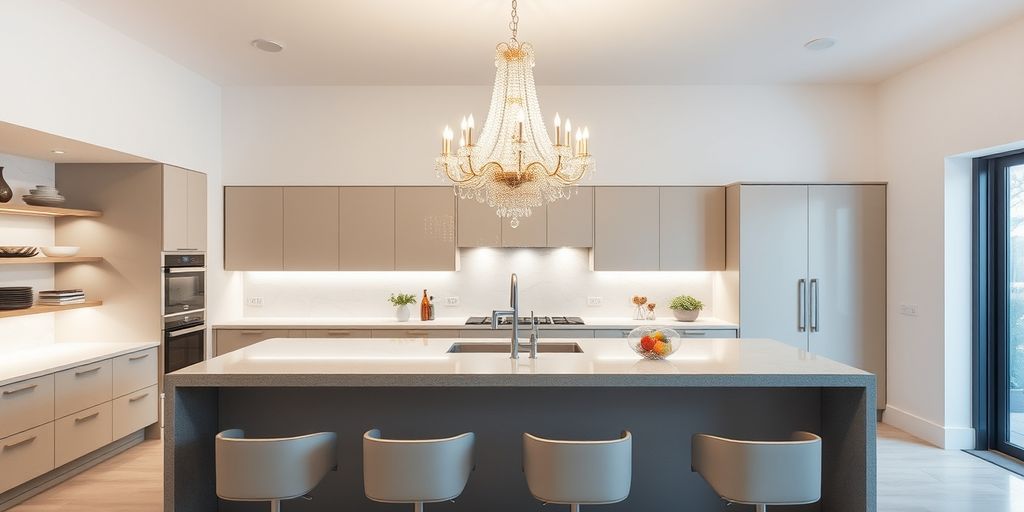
[[669, 295, 704, 322], [388, 293, 417, 322]]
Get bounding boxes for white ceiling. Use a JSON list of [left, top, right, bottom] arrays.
[[65, 0, 1024, 86]]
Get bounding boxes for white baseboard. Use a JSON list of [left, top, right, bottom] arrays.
[[883, 405, 975, 449]]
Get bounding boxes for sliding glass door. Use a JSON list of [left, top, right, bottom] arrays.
[[977, 151, 1024, 459]]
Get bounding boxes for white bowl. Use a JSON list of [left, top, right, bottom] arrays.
[[40, 246, 80, 257]]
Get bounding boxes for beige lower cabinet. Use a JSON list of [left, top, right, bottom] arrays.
[[0, 375, 54, 440], [594, 328, 737, 338], [54, 360, 112, 419], [306, 329, 372, 338], [0, 423, 55, 493], [460, 329, 595, 339], [371, 329, 461, 338], [54, 402, 113, 467], [112, 348, 157, 398], [215, 329, 305, 356], [395, 187, 456, 270], [112, 385, 158, 440]]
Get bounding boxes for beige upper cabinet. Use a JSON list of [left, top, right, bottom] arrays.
[[501, 206, 547, 247], [283, 187, 340, 270], [395, 187, 456, 270], [225, 187, 283, 270], [186, 171, 207, 251], [593, 187, 660, 270], [547, 186, 594, 247], [162, 166, 207, 252], [659, 187, 725, 270], [340, 187, 396, 270], [457, 196, 501, 247]]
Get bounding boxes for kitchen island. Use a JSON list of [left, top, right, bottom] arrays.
[[165, 338, 875, 512]]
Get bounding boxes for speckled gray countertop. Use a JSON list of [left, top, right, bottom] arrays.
[[166, 337, 872, 388]]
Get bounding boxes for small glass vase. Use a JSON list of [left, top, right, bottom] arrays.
[[633, 305, 646, 320]]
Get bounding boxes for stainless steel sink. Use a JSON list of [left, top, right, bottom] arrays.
[[446, 342, 584, 354]]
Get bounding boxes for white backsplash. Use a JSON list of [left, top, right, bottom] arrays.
[[242, 247, 718, 319], [0, 152, 56, 351]]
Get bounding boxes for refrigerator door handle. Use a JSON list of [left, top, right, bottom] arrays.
[[810, 278, 820, 333], [798, 279, 807, 332]]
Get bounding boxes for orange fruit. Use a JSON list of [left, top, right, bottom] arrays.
[[653, 341, 671, 356], [653, 331, 666, 342]]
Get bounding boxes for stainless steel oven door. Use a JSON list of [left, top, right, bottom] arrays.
[[164, 324, 205, 373], [163, 266, 205, 315]]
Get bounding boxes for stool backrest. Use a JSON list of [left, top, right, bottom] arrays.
[[523, 431, 632, 505], [691, 431, 821, 505], [363, 429, 476, 503], [215, 429, 338, 502]]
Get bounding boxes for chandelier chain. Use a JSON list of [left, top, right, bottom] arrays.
[[509, 0, 519, 42]]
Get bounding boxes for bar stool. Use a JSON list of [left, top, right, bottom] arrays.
[[522, 431, 633, 512], [363, 428, 476, 512], [691, 431, 822, 512], [215, 429, 337, 512]]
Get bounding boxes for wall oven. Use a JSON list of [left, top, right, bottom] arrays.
[[162, 253, 206, 373]]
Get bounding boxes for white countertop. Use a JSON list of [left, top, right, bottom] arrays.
[[0, 341, 160, 387], [213, 316, 739, 330], [170, 337, 868, 386]]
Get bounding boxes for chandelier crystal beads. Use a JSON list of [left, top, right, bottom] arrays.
[[434, 0, 594, 228]]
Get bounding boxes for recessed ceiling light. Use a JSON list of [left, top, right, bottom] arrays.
[[251, 39, 285, 53], [804, 37, 837, 51], [50, 149, 65, 155]]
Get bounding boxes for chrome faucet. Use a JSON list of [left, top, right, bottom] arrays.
[[492, 273, 521, 359]]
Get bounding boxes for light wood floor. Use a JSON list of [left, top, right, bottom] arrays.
[[8, 423, 1024, 511]]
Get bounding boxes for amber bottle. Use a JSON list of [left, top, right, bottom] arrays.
[[420, 289, 431, 321]]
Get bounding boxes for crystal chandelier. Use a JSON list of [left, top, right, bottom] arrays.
[[434, 0, 594, 228]]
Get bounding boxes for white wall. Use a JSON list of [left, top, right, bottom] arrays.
[[223, 85, 878, 185], [243, 248, 716, 319], [0, 153, 56, 351], [879, 17, 1024, 448]]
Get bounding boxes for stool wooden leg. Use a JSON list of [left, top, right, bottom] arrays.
[[570, 504, 580, 512], [755, 505, 766, 512], [270, 499, 281, 512], [414, 502, 424, 512]]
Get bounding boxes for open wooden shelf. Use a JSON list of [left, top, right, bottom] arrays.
[[0, 203, 102, 218], [0, 256, 102, 266], [0, 300, 103, 319]]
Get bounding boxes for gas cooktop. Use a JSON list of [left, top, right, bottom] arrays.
[[464, 316, 585, 326]]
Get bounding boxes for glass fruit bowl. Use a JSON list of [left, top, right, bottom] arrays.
[[627, 326, 680, 360]]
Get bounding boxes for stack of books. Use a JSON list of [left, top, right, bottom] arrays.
[[38, 289, 86, 305]]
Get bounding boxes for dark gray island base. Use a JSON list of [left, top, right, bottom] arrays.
[[165, 339, 876, 512]]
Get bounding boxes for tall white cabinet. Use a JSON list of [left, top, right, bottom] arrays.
[[727, 183, 886, 404]]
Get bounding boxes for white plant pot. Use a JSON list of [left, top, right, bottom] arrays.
[[395, 304, 411, 322], [672, 309, 700, 322]]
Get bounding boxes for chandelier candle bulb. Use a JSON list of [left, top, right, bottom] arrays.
[[554, 113, 561, 145], [468, 114, 475, 146], [564, 118, 572, 147]]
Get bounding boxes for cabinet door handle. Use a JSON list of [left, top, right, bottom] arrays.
[[797, 279, 807, 333], [128, 353, 150, 362], [3, 435, 37, 450], [75, 412, 100, 424], [240, 330, 264, 335], [406, 331, 429, 336], [810, 278, 820, 333], [682, 330, 707, 336], [2, 384, 38, 396], [326, 330, 351, 336], [75, 366, 101, 377], [128, 392, 150, 403]]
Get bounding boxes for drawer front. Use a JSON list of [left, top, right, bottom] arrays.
[[54, 402, 112, 467], [112, 348, 158, 398], [0, 375, 55, 439], [371, 329, 461, 339], [215, 329, 292, 356], [593, 329, 633, 338], [54, 360, 113, 419], [539, 329, 595, 339], [460, 329, 595, 339], [112, 385, 157, 440], [679, 329, 738, 338], [306, 329, 372, 338], [0, 422, 55, 494]]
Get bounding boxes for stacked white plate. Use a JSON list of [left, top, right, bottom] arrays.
[[23, 185, 66, 207]]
